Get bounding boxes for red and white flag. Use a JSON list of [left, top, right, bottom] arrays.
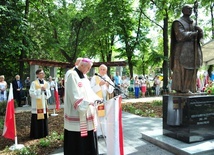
[[54, 83, 60, 110], [2, 83, 16, 140], [106, 96, 124, 155]]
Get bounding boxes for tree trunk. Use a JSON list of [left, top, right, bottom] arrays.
[[162, 17, 169, 93], [127, 57, 133, 78], [107, 35, 114, 76], [19, 0, 29, 79]]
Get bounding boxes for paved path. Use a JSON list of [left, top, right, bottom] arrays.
[[122, 96, 162, 103]]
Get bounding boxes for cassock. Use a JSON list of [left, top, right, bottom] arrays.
[[29, 79, 51, 139], [64, 68, 101, 155]]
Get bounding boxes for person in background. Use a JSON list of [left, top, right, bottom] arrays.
[[121, 75, 129, 98], [29, 68, 51, 139], [145, 76, 151, 96], [25, 77, 31, 104], [12, 75, 23, 107], [134, 76, 140, 98], [140, 76, 147, 97], [90, 64, 114, 138], [154, 75, 161, 96], [0, 75, 7, 102], [58, 77, 65, 104], [128, 76, 134, 97], [114, 72, 122, 96], [25, 77, 31, 90], [64, 58, 101, 155], [48, 76, 55, 105]]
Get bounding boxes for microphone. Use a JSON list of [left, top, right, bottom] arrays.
[[95, 73, 105, 81], [94, 73, 100, 77], [95, 73, 127, 98]]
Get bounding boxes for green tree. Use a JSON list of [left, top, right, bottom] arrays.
[[0, 0, 30, 81]]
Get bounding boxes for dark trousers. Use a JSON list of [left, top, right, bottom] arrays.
[[15, 91, 22, 107]]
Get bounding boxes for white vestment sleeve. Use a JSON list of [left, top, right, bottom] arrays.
[[66, 71, 101, 113], [29, 82, 42, 99], [29, 81, 51, 100], [106, 76, 115, 94], [78, 101, 90, 112]]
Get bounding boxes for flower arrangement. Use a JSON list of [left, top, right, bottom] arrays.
[[204, 82, 214, 94]]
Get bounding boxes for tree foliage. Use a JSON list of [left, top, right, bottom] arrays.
[[0, 0, 213, 82]]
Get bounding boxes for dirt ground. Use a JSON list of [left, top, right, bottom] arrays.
[[0, 109, 64, 155]]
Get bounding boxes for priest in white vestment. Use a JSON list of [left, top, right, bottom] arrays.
[[29, 68, 51, 139], [64, 58, 101, 155], [90, 64, 114, 138]]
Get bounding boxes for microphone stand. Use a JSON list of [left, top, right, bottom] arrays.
[[95, 74, 128, 98]]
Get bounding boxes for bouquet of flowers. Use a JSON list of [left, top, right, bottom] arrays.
[[204, 83, 214, 94]]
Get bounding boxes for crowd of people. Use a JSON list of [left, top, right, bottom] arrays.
[[112, 74, 164, 98], [0, 71, 163, 105]]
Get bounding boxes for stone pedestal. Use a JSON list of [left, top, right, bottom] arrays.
[[163, 94, 214, 143]]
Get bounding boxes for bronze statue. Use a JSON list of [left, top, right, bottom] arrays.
[[170, 4, 203, 93]]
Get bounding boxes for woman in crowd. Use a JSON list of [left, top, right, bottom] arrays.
[[154, 75, 161, 96], [134, 76, 140, 98], [0, 75, 7, 102], [140, 76, 147, 97]]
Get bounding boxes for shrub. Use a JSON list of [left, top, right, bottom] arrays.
[[15, 146, 37, 155], [39, 138, 51, 147], [122, 101, 163, 118], [0, 117, 3, 129], [0, 101, 7, 116], [0, 100, 18, 116], [152, 100, 162, 106]]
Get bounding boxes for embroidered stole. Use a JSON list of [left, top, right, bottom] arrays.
[[95, 76, 111, 100], [35, 80, 48, 120], [95, 76, 105, 117], [95, 76, 102, 98]]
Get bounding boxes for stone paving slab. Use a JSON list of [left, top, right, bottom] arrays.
[[141, 121, 214, 155]]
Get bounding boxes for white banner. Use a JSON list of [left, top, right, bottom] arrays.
[[105, 95, 124, 155]]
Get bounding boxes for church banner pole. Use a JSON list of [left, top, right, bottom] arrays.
[[51, 108, 58, 116], [51, 81, 60, 116]]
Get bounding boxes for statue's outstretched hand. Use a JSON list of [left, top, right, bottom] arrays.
[[195, 26, 203, 38], [191, 31, 198, 38], [195, 26, 202, 32]]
